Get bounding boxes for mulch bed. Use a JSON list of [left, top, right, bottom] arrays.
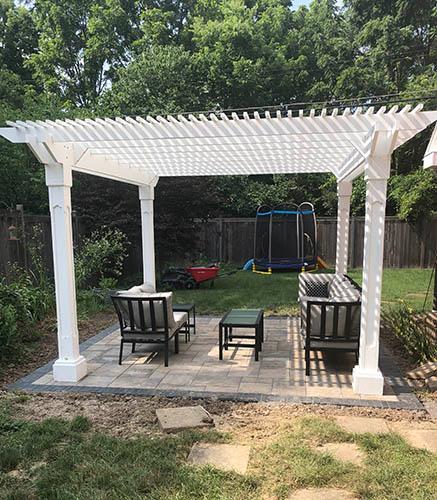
[[0, 310, 117, 389]]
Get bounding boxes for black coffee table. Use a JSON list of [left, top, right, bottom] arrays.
[[219, 309, 264, 361]]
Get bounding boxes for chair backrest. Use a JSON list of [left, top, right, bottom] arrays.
[[111, 294, 172, 336], [306, 299, 361, 342]]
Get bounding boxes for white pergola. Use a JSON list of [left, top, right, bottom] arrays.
[[1, 104, 436, 395]]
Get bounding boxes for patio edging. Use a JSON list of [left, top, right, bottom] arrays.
[[7, 319, 424, 412]]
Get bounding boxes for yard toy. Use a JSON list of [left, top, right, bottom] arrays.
[[161, 264, 236, 289], [250, 202, 318, 273]]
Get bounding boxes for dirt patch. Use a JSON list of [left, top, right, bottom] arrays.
[[0, 310, 116, 389], [2, 391, 431, 441]]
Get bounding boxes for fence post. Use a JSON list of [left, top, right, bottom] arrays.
[[16, 204, 28, 270], [350, 216, 356, 268], [219, 217, 223, 262]]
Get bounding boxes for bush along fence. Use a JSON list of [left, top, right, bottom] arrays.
[[195, 216, 437, 268], [0, 212, 131, 363], [0, 208, 84, 278]]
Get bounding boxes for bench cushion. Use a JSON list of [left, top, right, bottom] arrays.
[[311, 340, 359, 350], [174, 311, 188, 330]]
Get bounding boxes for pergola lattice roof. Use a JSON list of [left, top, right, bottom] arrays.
[[1, 104, 437, 185]]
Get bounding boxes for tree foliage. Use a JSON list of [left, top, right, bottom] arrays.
[[0, 0, 436, 248]]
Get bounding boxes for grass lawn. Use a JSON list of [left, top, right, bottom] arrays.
[[0, 397, 435, 500], [171, 268, 433, 316]]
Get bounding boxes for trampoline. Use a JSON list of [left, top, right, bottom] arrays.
[[252, 202, 317, 272]]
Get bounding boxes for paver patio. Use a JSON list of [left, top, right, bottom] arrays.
[[13, 316, 421, 409]]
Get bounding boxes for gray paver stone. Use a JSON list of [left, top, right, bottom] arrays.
[[318, 442, 365, 466], [187, 443, 250, 473], [335, 416, 390, 434], [156, 405, 214, 433], [288, 488, 358, 500]]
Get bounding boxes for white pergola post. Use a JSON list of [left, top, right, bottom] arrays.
[[139, 184, 156, 291], [352, 154, 391, 395], [46, 163, 87, 382], [335, 180, 352, 274]]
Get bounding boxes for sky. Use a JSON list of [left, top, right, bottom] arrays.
[[292, 0, 343, 9]]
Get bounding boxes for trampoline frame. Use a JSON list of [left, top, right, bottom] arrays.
[[253, 202, 317, 272]]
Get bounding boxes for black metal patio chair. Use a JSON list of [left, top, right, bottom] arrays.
[[111, 293, 188, 367]]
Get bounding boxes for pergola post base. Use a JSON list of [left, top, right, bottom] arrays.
[[53, 356, 87, 382], [352, 366, 384, 395]]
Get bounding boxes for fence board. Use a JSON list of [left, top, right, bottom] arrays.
[[194, 216, 437, 268], [1, 211, 435, 280], [0, 209, 84, 279]]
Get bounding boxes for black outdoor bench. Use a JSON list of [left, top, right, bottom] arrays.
[[299, 273, 362, 376]]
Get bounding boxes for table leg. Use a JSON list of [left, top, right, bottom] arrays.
[[255, 326, 259, 362], [219, 323, 223, 360], [258, 320, 262, 352], [224, 326, 228, 350], [193, 305, 196, 335], [261, 314, 264, 343]]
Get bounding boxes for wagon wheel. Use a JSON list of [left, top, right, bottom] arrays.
[[185, 279, 197, 290]]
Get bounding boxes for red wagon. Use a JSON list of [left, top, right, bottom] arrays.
[[186, 266, 220, 285], [161, 264, 236, 289]]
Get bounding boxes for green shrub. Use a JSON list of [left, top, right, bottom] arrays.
[[382, 303, 437, 363], [0, 303, 18, 356], [0, 227, 54, 360], [75, 227, 129, 290], [1, 267, 52, 325], [70, 416, 91, 433], [0, 445, 21, 472]]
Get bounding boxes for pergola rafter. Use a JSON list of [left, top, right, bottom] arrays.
[[1, 103, 436, 395]]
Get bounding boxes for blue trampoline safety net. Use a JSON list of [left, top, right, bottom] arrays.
[[253, 202, 317, 270]]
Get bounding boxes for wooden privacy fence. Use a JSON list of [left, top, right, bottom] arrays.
[[0, 209, 84, 278], [1, 210, 435, 278], [195, 216, 437, 268]]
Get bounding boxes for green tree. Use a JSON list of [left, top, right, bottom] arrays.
[[340, 0, 436, 95], [190, 0, 296, 108], [389, 169, 437, 224], [100, 45, 209, 115], [29, 0, 138, 107], [0, 0, 37, 81]]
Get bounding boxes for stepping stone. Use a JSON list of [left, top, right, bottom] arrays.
[[335, 416, 390, 434], [289, 488, 358, 500], [187, 443, 250, 474], [389, 421, 437, 453], [156, 406, 214, 433], [423, 400, 437, 420], [318, 442, 365, 466], [396, 429, 437, 454]]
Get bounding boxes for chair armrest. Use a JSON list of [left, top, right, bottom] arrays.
[[299, 295, 332, 303]]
